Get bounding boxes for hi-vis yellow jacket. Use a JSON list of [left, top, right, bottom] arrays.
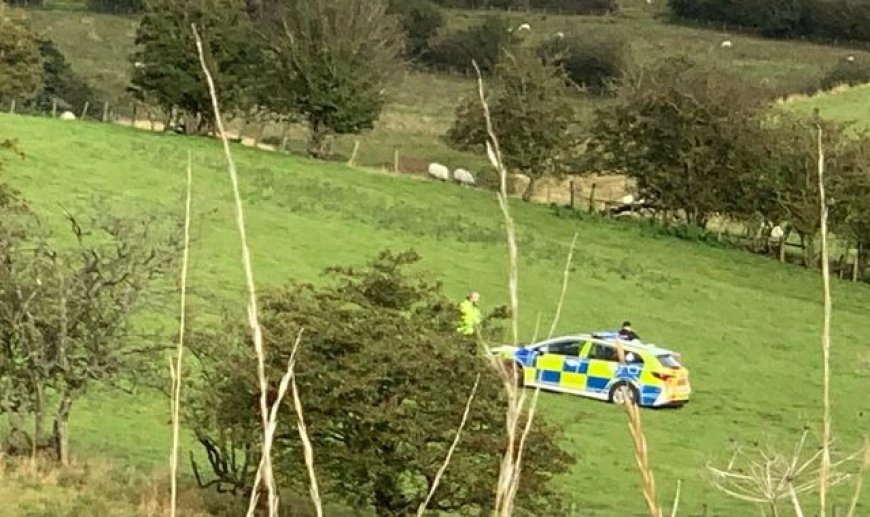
[[457, 299, 482, 335]]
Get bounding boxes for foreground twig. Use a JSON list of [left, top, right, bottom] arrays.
[[169, 150, 193, 517], [416, 374, 481, 517], [192, 25, 276, 517], [288, 336, 323, 517], [473, 59, 534, 517], [669, 479, 682, 517], [708, 430, 859, 514], [547, 232, 579, 339], [816, 121, 832, 517], [614, 340, 662, 517], [846, 438, 869, 517]]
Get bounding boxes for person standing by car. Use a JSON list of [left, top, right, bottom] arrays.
[[619, 321, 640, 341], [457, 291, 482, 336]]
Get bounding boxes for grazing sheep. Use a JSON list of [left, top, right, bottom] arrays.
[[134, 61, 145, 69], [427, 162, 450, 181], [60, 111, 76, 120], [619, 194, 635, 205], [453, 168, 476, 186], [555, 31, 565, 38], [517, 22, 531, 32], [720, 40, 733, 48], [847, 55, 856, 62]]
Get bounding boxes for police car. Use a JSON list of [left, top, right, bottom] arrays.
[[490, 331, 691, 408]]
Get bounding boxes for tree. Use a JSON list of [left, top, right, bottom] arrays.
[[252, 0, 404, 159], [388, 0, 444, 60], [445, 50, 577, 201], [589, 56, 767, 228], [188, 250, 572, 516], [130, 0, 261, 134], [422, 16, 516, 75], [34, 39, 95, 112], [0, 198, 180, 462], [0, 5, 43, 103]]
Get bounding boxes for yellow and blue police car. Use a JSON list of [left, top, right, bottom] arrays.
[[490, 331, 691, 408]]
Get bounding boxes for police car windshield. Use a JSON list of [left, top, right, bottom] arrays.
[[657, 354, 681, 368]]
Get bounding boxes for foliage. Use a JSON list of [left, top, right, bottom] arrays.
[[537, 32, 628, 96], [668, 0, 870, 43], [446, 50, 577, 201], [86, 0, 144, 13], [388, 0, 445, 60], [589, 56, 768, 228], [252, 0, 405, 159], [819, 57, 870, 91], [0, 194, 180, 462], [130, 0, 262, 134], [33, 39, 96, 113], [188, 249, 572, 516], [0, 5, 44, 103], [422, 16, 517, 75], [429, 0, 617, 14]]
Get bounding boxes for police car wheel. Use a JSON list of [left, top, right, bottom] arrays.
[[609, 383, 638, 405]]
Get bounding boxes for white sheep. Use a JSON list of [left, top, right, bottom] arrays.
[[720, 40, 733, 49], [60, 111, 76, 120], [555, 31, 565, 39], [427, 162, 450, 181], [619, 193, 635, 205], [517, 23, 531, 32], [452, 168, 476, 186], [847, 55, 856, 62]]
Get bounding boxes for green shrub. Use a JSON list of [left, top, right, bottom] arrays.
[[388, 0, 445, 59], [429, 0, 617, 14], [819, 57, 870, 90], [668, 0, 870, 43], [422, 16, 517, 74], [86, 0, 144, 13], [537, 33, 627, 96]]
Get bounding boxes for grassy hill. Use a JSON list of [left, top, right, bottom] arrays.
[[16, 0, 870, 177], [1, 113, 868, 515]]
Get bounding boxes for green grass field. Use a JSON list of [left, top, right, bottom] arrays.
[[1, 114, 868, 515]]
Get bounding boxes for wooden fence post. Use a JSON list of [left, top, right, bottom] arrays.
[[81, 101, 89, 120], [569, 180, 575, 209], [101, 101, 109, 122], [393, 148, 399, 173], [9, 99, 15, 114], [131, 104, 138, 128], [51, 98, 58, 118], [588, 182, 597, 214]]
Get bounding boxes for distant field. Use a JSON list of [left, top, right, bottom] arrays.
[[16, 0, 870, 178], [1, 114, 868, 515]]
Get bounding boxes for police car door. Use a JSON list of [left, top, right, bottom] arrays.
[[535, 339, 583, 389]]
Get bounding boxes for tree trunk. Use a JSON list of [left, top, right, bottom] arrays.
[[803, 234, 816, 269], [307, 121, 332, 159], [33, 382, 46, 457], [53, 394, 73, 465], [522, 175, 537, 202]]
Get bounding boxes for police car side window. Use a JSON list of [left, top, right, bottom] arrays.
[[590, 343, 618, 362], [547, 340, 582, 356]]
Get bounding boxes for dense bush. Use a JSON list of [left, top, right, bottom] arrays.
[[189, 249, 573, 516], [819, 57, 870, 91], [668, 0, 870, 43], [86, 0, 144, 13], [422, 16, 517, 74], [429, 0, 617, 14], [537, 33, 627, 96], [3, 0, 45, 6], [388, 0, 445, 59]]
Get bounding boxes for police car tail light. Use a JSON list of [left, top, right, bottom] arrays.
[[652, 371, 674, 382]]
